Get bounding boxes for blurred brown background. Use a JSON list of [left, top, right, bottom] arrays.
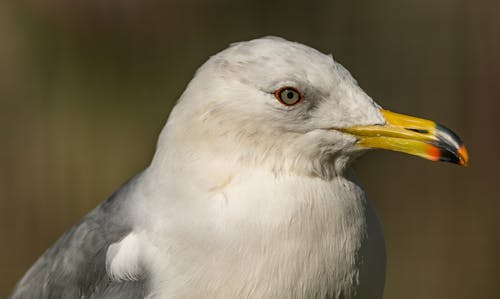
[[1, 0, 499, 298]]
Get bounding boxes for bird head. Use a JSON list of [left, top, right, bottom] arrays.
[[156, 37, 468, 179]]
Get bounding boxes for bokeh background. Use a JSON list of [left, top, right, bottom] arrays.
[[1, 0, 499, 298]]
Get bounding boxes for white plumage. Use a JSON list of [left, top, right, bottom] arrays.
[[111, 36, 386, 298]]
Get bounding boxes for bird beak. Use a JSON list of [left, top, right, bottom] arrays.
[[340, 109, 469, 166]]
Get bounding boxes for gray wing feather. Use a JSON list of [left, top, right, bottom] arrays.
[[9, 173, 147, 299]]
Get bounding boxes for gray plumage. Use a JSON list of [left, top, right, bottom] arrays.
[[9, 174, 146, 299]]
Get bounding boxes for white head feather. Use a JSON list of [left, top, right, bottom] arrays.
[[151, 36, 385, 181]]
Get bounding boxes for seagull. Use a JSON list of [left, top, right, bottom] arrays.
[[10, 36, 468, 299]]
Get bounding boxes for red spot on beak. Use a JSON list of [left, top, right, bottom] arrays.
[[426, 145, 441, 162]]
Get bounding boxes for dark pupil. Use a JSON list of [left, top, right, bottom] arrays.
[[286, 91, 294, 99]]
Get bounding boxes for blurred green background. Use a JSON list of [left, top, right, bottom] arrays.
[[1, 0, 499, 298]]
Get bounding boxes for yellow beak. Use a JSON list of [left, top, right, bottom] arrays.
[[340, 110, 469, 166]]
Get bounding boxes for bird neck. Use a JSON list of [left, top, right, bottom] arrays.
[[150, 124, 354, 190]]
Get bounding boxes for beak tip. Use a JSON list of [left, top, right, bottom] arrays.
[[458, 144, 469, 167]]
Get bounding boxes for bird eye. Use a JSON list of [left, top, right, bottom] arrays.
[[274, 87, 303, 106]]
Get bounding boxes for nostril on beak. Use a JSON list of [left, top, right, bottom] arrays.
[[405, 128, 429, 134]]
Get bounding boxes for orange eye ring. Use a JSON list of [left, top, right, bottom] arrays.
[[274, 87, 304, 106]]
